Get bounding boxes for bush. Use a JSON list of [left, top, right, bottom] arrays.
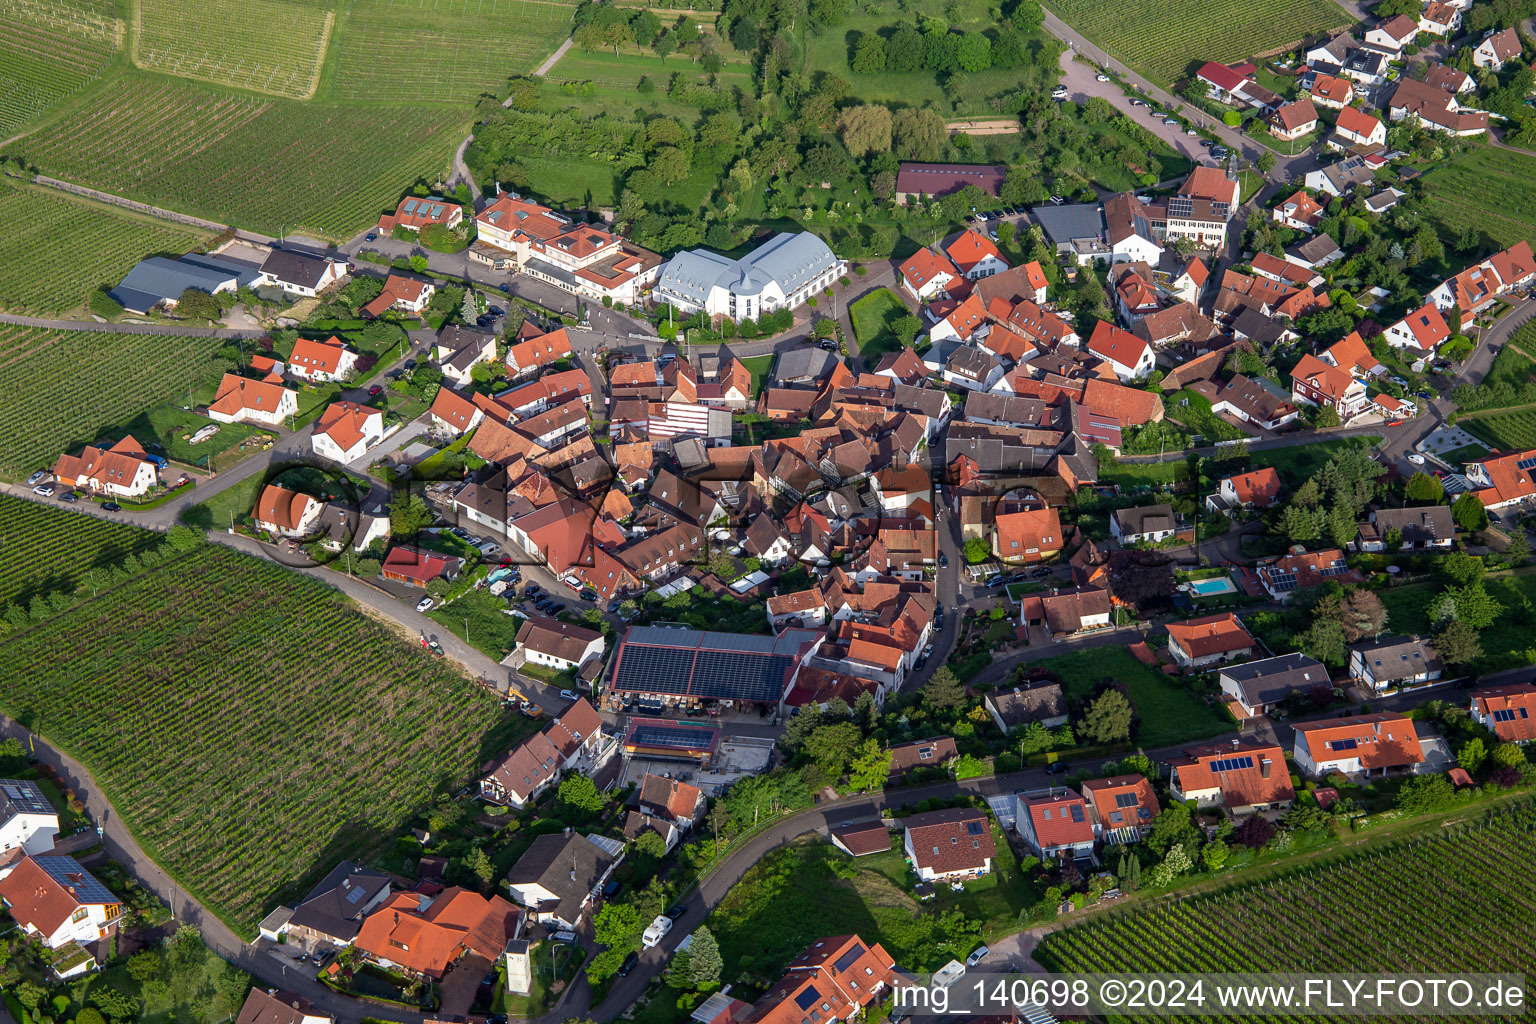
[[88, 286, 124, 319], [854, 265, 867, 276]]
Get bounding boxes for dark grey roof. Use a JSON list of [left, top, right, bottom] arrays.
[[286, 860, 390, 943], [0, 779, 52, 819], [890, 383, 949, 420], [506, 832, 618, 923], [1370, 505, 1453, 545], [774, 347, 838, 384], [1113, 504, 1179, 536], [1288, 234, 1343, 266], [946, 346, 999, 381], [1231, 306, 1290, 346], [1351, 635, 1444, 678], [260, 248, 337, 289], [1221, 652, 1328, 706], [236, 989, 320, 1024], [1030, 203, 1105, 247], [987, 683, 1066, 728], [610, 627, 821, 703], [109, 254, 257, 313]]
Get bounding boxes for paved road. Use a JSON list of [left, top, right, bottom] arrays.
[[0, 312, 265, 337]]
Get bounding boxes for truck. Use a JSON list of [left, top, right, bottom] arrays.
[[641, 915, 673, 949]]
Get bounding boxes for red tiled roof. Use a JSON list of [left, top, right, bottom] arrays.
[[508, 327, 573, 372], [1336, 106, 1383, 140], [1172, 742, 1294, 808], [1293, 711, 1424, 770], [381, 545, 462, 585], [1081, 774, 1160, 832], [289, 335, 351, 376], [1225, 467, 1282, 506], [830, 822, 892, 856], [1471, 684, 1536, 743], [1167, 612, 1256, 658], [0, 856, 119, 937], [1392, 302, 1451, 351], [903, 808, 995, 874], [1310, 73, 1352, 104], [1271, 97, 1318, 132], [1021, 789, 1094, 848], [899, 248, 960, 291], [1325, 331, 1381, 377], [254, 484, 314, 532], [995, 507, 1062, 558], [1085, 320, 1149, 371], [944, 230, 1006, 275], [314, 401, 379, 452]]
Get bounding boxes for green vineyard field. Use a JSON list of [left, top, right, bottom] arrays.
[[1422, 147, 1536, 250], [0, 325, 235, 480], [1045, 0, 1350, 85], [0, 493, 155, 608], [10, 74, 464, 240], [1464, 409, 1536, 453], [0, 540, 506, 934], [0, 0, 120, 135], [1037, 801, 1536, 1020], [134, 0, 331, 98], [0, 179, 209, 315], [332, 0, 576, 103]]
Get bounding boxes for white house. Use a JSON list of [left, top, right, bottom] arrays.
[[0, 855, 121, 952], [1383, 303, 1451, 356], [257, 249, 348, 297], [1348, 635, 1444, 691], [1014, 788, 1096, 860], [254, 484, 322, 538], [363, 274, 434, 317], [52, 437, 158, 499], [901, 808, 995, 881], [943, 230, 1010, 280], [1291, 712, 1425, 776], [1110, 504, 1182, 545], [1085, 321, 1155, 382], [1165, 613, 1257, 669], [1418, 1, 1460, 35], [434, 326, 498, 387], [207, 372, 298, 427], [654, 232, 844, 319], [311, 402, 385, 464], [1474, 27, 1522, 69], [1363, 14, 1419, 53], [513, 616, 606, 672], [1329, 107, 1387, 149], [0, 780, 59, 858], [287, 336, 359, 383]]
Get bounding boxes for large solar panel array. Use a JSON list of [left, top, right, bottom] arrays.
[[626, 721, 721, 751], [1209, 755, 1254, 773], [614, 645, 697, 695], [0, 779, 50, 815], [36, 857, 118, 904], [613, 629, 802, 703]]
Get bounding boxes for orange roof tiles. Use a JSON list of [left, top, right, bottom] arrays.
[[899, 248, 960, 292], [1224, 467, 1282, 507], [1081, 774, 1160, 832], [1172, 742, 1294, 808], [1085, 320, 1149, 370], [508, 327, 573, 372], [1471, 684, 1536, 743], [1293, 712, 1424, 770], [943, 229, 1006, 275], [289, 335, 352, 377], [1167, 612, 1256, 659], [314, 401, 378, 452], [254, 484, 314, 532], [209, 372, 293, 419]]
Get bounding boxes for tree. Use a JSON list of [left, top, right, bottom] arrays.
[[1257, 151, 1276, 173], [923, 665, 966, 709], [1202, 838, 1229, 872], [388, 493, 434, 537], [963, 537, 991, 563], [653, 30, 675, 59], [1489, 741, 1527, 768], [1443, 581, 1502, 630], [631, 10, 661, 45], [851, 33, 886, 73], [1314, 404, 1341, 428], [1507, 530, 1530, 567], [425, 576, 451, 599], [558, 774, 606, 813], [837, 104, 893, 157], [1232, 814, 1275, 848], [847, 738, 891, 792], [805, 721, 862, 776], [1298, 613, 1346, 665], [89, 286, 124, 320], [1078, 689, 1132, 744], [1439, 551, 1485, 587], [892, 107, 947, 161], [409, 253, 430, 273], [687, 926, 723, 987], [1339, 588, 1388, 642], [1434, 618, 1482, 666], [1145, 800, 1200, 855], [1405, 471, 1445, 504], [634, 829, 668, 858], [893, 314, 922, 347], [126, 952, 162, 985], [956, 32, 991, 71], [1453, 491, 1488, 532], [465, 846, 495, 887], [1456, 736, 1487, 773], [176, 287, 222, 321]]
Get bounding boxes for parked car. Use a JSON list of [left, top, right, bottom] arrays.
[[450, 527, 471, 540], [367, 384, 384, 397], [580, 588, 599, 602], [1096, 73, 1110, 81], [1163, 117, 1179, 126], [1211, 147, 1229, 159], [101, 501, 121, 512], [966, 945, 992, 966], [1407, 453, 1426, 465], [58, 492, 78, 503], [559, 688, 580, 702], [1416, 390, 1434, 399], [1030, 566, 1053, 578], [664, 903, 688, 921], [25, 470, 46, 486], [416, 596, 435, 612], [489, 306, 505, 316], [1386, 419, 1404, 427], [818, 340, 839, 351], [1049, 195, 1064, 205], [403, 360, 417, 371], [364, 233, 377, 242], [32, 484, 54, 497], [617, 952, 639, 977], [525, 584, 543, 597], [1044, 760, 1069, 775], [1186, 128, 1199, 136], [1199, 138, 1215, 148]]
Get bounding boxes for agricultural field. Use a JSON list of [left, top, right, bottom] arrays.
[[1046, 0, 1350, 85], [1463, 409, 1536, 452], [134, 0, 331, 98], [0, 0, 121, 135], [0, 493, 155, 609], [10, 74, 464, 240], [0, 540, 507, 934], [0, 324, 235, 480], [1421, 146, 1536, 250], [1037, 802, 1536, 993], [332, 0, 576, 103], [0, 179, 210, 316]]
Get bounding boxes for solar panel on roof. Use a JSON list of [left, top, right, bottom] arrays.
[[36, 858, 116, 904], [795, 987, 821, 1011], [1330, 738, 1358, 751], [833, 943, 866, 973], [1517, 457, 1536, 471], [1493, 708, 1517, 722], [965, 820, 984, 835], [1114, 792, 1139, 808], [627, 724, 719, 750], [345, 885, 367, 904], [1210, 755, 1254, 772], [1070, 805, 1084, 822]]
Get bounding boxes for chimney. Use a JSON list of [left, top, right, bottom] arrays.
[[1260, 758, 1272, 778], [1232, 738, 1239, 748]]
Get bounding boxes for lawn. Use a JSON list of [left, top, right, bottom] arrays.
[[428, 588, 528, 662], [100, 404, 269, 472], [0, 535, 509, 935], [848, 287, 910, 367], [1377, 569, 1536, 674], [1235, 435, 1382, 490], [1032, 647, 1231, 748], [0, 179, 212, 316], [0, 0, 119, 135], [1420, 145, 1536, 249], [741, 355, 774, 398], [1439, 442, 1492, 465], [1047, 0, 1351, 85], [0, 324, 237, 481], [11, 72, 467, 241], [543, 45, 756, 121]]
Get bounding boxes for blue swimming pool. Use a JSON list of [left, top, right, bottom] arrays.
[[1189, 577, 1238, 597]]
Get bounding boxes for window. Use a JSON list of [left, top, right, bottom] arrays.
[[71, 907, 89, 923]]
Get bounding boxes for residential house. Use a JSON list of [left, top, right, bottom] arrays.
[[428, 387, 486, 437], [506, 327, 574, 377], [1365, 187, 1405, 214], [257, 249, 347, 297], [944, 230, 1010, 280], [1349, 635, 1444, 690], [1469, 684, 1536, 743], [1291, 353, 1371, 422], [899, 249, 962, 302], [505, 832, 622, 929], [1199, 374, 1301, 431], [0, 780, 58, 858], [1219, 652, 1330, 716], [1081, 774, 1160, 843], [1110, 504, 1185, 546], [434, 325, 497, 387], [1207, 467, 1282, 514], [984, 682, 1068, 733], [1429, 242, 1536, 315], [1110, 262, 1163, 323], [479, 730, 563, 809], [901, 807, 995, 881], [0, 855, 121, 951], [311, 401, 384, 464], [514, 616, 605, 672], [1196, 61, 1280, 109], [1269, 97, 1319, 140], [1474, 27, 1521, 69], [380, 546, 462, 588], [739, 936, 896, 1024], [353, 887, 520, 980], [1272, 189, 1325, 232], [1102, 191, 1164, 265], [1166, 612, 1257, 669], [207, 372, 298, 426], [283, 861, 391, 952], [1364, 13, 1419, 52], [1167, 259, 1208, 303], [1329, 106, 1387, 152], [1424, 63, 1475, 94], [942, 344, 1003, 391], [992, 506, 1063, 563], [1165, 167, 1241, 249], [1014, 788, 1095, 860], [52, 437, 158, 499], [377, 195, 463, 234], [637, 774, 706, 829], [1037, 586, 1112, 637], [1085, 322, 1155, 382], [235, 989, 333, 1024], [1287, 232, 1344, 268], [1132, 298, 1217, 349], [1354, 505, 1454, 552], [1168, 742, 1295, 813], [1303, 157, 1377, 198], [309, 501, 388, 555], [253, 483, 321, 538], [1309, 72, 1355, 109], [1383, 303, 1451, 358], [1387, 76, 1489, 135], [888, 737, 958, 776], [1256, 546, 1364, 601], [1418, 1, 1461, 34], [362, 274, 434, 317], [1321, 331, 1383, 379], [287, 336, 359, 383], [1340, 47, 1391, 85], [1292, 712, 1425, 776]]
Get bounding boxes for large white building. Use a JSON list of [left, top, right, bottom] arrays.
[[653, 232, 845, 320]]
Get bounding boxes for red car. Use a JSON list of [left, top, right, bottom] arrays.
[[368, 384, 384, 397], [1385, 419, 1404, 426]]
